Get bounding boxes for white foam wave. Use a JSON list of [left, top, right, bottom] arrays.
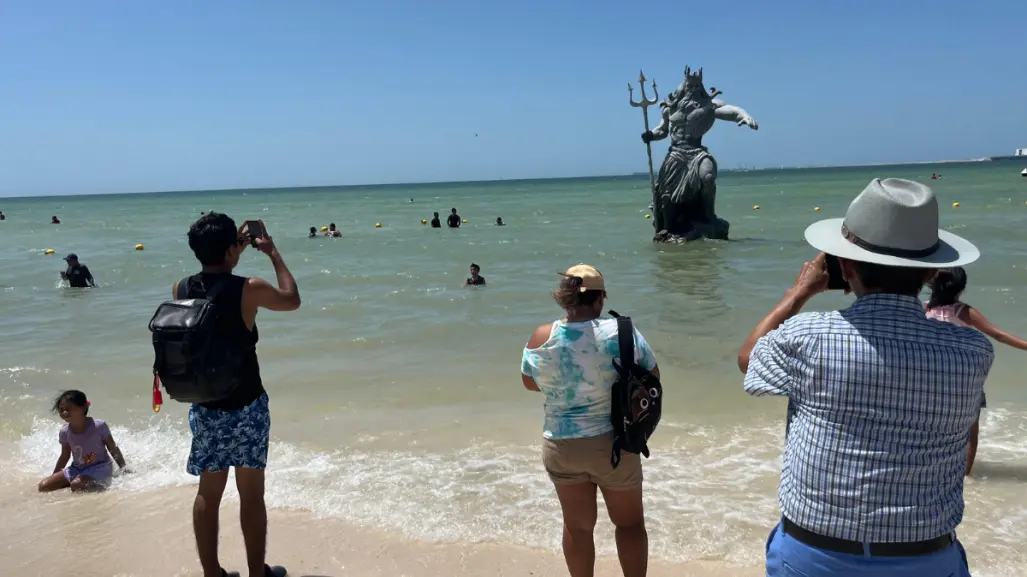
[[5, 410, 1027, 571]]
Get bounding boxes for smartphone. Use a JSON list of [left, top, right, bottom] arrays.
[[245, 220, 265, 246], [824, 254, 849, 291]]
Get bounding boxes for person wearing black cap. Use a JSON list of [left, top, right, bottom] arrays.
[[60, 254, 95, 288]]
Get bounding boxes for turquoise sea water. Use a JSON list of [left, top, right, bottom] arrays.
[[2, 161, 1027, 574]]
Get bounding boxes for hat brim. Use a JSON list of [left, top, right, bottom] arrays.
[[804, 218, 980, 268]]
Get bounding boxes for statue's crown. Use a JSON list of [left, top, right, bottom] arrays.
[[684, 65, 703, 85]]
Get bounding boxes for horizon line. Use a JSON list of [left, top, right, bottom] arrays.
[[0, 157, 1001, 201]]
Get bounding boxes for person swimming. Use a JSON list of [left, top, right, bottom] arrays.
[[466, 263, 486, 286], [51, 215, 61, 224], [430, 212, 442, 228], [60, 254, 96, 288], [447, 208, 461, 228], [496, 217, 505, 226], [308, 226, 317, 238], [325, 223, 341, 237]]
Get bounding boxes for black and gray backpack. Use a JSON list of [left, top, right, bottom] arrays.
[[148, 278, 244, 404], [609, 311, 663, 468]]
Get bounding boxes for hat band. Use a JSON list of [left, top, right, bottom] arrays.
[[840, 223, 940, 258]]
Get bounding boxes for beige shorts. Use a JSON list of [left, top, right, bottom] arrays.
[[542, 431, 642, 490]]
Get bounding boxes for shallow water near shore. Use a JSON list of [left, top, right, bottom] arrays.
[[2, 162, 1027, 575]]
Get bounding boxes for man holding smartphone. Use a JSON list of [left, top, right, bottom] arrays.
[[177, 212, 300, 577], [737, 179, 993, 576]]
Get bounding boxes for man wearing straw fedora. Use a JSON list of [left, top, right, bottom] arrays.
[[737, 179, 993, 575]]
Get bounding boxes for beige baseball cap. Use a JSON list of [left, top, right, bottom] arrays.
[[561, 264, 605, 292]]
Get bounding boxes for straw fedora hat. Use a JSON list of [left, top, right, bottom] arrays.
[[803, 178, 979, 268]]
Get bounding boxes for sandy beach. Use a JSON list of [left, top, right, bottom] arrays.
[[1, 485, 761, 577]]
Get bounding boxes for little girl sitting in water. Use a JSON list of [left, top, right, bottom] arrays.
[[37, 390, 128, 492], [926, 267, 1027, 476]]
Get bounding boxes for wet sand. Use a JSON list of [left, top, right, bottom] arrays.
[[2, 485, 761, 577]]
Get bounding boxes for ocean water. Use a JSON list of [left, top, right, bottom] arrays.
[[2, 161, 1027, 574]]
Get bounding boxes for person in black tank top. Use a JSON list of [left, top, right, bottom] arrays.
[[181, 213, 300, 577], [181, 273, 264, 411]]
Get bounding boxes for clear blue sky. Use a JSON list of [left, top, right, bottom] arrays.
[[1, 0, 1023, 197]]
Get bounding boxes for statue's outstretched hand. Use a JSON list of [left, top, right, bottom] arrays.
[[641, 131, 655, 144], [738, 117, 759, 130]]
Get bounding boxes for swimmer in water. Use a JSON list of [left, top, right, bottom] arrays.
[[325, 223, 341, 237], [308, 226, 317, 238], [496, 217, 505, 226], [447, 208, 461, 228], [0, 211, 6, 221], [431, 212, 441, 228], [466, 263, 486, 286], [60, 254, 96, 288], [51, 215, 61, 224]]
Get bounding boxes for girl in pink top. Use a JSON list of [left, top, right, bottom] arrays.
[[926, 267, 1027, 476], [37, 390, 128, 492]]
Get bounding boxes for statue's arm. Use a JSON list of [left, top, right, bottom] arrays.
[[715, 104, 758, 130], [648, 107, 671, 140]]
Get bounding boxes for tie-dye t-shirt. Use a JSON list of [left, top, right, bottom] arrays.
[[521, 318, 658, 439]]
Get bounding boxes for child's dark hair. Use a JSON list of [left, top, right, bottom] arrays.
[[52, 390, 88, 415], [553, 276, 604, 310], [927, 267, 968, 310], [470, 263, 480, 270]]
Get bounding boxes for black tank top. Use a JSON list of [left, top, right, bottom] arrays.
[[181, 272, 264, 411]]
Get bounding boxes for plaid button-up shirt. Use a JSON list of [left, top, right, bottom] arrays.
[[744, 293, 994, 543]]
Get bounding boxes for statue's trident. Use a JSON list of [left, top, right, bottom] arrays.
[[628, 71, 659, 220]]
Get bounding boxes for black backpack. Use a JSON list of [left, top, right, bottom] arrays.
[[609, 311, 663, 468], [148, 278, 245, 404]]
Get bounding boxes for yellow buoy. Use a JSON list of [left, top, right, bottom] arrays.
[[644, 214, 651, 219], [375, 223, 382, 228], [320, 226, 327, 232], [421, 219, 427, 225], [753, 205, 760, 210], [814, 207, 821, 212], [462, 219, 468, 223], [44, 249, 55, 255], [135, 243, 144, 251], [952, 202, 960, 207]]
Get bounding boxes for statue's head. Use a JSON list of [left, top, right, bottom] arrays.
[[663, 65, 710, 109], [682, 66, 707, 98]]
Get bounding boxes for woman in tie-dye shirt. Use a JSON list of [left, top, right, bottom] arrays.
[[521, 263, 659, 577]]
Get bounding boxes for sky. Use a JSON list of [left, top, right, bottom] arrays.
[[1, 0, 1024, 197]]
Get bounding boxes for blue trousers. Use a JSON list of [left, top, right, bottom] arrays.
[[766, 522, 971, 576]]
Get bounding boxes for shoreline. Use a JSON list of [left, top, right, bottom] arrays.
[[0, 485, 761, 577]]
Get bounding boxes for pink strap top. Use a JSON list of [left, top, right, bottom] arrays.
[[925, 303, 968, 327]]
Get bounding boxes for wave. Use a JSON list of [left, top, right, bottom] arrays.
[[5, 409, 1027, 571]]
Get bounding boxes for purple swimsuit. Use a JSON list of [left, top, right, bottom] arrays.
[[60, 418, 114, 482]]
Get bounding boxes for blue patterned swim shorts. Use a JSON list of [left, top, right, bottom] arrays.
[[187, 393, 271, 475]]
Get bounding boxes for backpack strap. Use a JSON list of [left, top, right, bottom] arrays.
[[176, 276, 228, 301], [609, 311, 635, 470], [615, 315, 635, 373]]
